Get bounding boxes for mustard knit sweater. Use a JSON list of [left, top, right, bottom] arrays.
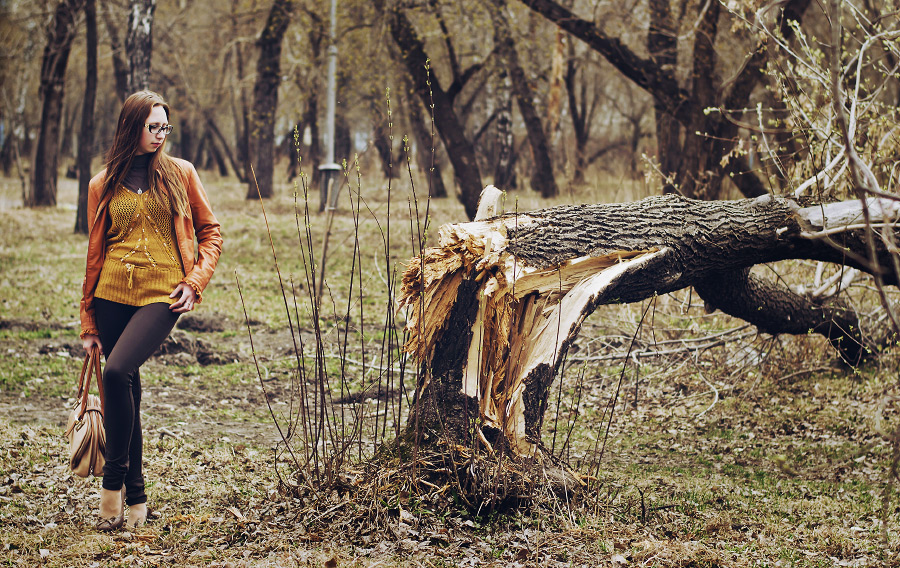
[[93, 185, 184, 306]]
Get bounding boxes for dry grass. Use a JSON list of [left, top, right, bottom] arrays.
[[2, 167, 900, 566]]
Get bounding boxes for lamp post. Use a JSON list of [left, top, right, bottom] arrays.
[[318, 0, 340, 212]]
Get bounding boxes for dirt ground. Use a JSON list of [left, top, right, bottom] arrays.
[[4, 305, 900, 567], [3, 176, 900, 567]]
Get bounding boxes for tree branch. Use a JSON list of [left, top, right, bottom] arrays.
[[517, 0, 694, 125], [694, 268, 869, 365]]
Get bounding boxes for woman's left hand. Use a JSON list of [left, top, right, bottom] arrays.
[[169, 282, 198, 313]]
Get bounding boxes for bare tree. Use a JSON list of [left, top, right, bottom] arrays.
[[647, 0, 680, 192], [284, 4, 326, 186], [374, 0, 486, 219], [564, 52, 651, 182], [125, 0, 156, 92], [487, 0, 558, 197], [75, 0, 98, 234], [246, 0, 293, 199], [0, 6, 40, 189], [563, 44, 602, 185], [403, 83, 449, 198], [492, 69, 515, 189], [29, 0, 86, 207], [100, 1, 129, 102]]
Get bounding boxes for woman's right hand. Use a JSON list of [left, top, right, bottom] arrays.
[[83, 334, 102, 354]]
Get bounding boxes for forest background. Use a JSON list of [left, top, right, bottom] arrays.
[[2, 0, 900, 566]]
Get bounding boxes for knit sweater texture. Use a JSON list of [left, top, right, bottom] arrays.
[[93, 184, 183, 306]]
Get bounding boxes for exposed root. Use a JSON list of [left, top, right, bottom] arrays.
[[277, 440, 585, 542]]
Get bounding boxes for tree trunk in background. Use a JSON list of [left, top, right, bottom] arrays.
[[75, 0, 98, 234], [246, 0, 293, 199], [492, 69, 515, 191], [488, 0, 558, 198], [288, 10, 324, 188], [545, 28, 565, 140], [378, 0, 483, 219], [30, 0, 85, 208], [675, 0, 721, 199], [1, 31, 37, 189], [228, 1, 252, 183], [306, 97, 322, 189], [203, 131, 230, 176], [101, 1, 129, 101], [194, 132, 208, 168], [564, 41, 590, 185], [404, 86, 448, 198], [60, 101, 78, 161], [179, 119, 194, 161], [125, 0, 156, 93], [647, 0, 680, 193], [335, 114, 352, 165], [207, 118, 246, 182], [400, 194, 897, 461], [373, 118, 397, 180]]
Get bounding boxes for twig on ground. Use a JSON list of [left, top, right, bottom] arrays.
[[774, 366, 837, 384]]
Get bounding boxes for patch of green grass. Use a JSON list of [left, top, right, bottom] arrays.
[[0, 328, 71, 340], [0, 353, 82, 395]]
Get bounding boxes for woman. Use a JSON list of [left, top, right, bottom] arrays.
[[79, 91, 223, 531]]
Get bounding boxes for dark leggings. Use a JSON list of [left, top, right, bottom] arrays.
[[94, 298, 179, 506]]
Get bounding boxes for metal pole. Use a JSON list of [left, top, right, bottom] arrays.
[[319, 0, 339, 212]]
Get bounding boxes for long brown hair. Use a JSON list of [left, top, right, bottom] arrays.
[[101, 91, 189, 216]]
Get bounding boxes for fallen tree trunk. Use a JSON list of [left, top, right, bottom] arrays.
[[399, 192, 900, 458]]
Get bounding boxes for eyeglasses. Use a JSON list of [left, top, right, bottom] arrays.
[[144, 124, 174, 135]]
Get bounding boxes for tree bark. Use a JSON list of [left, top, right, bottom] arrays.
[[694, 268, 866, 365], [125, 0, 156, 93], [30, 0, 86, 208], [647, 0, 680, 193], [246, 0, 293, 199], [675, 0, 721, 199], [488, 0, 558, 198], [492, 69, 515, 190], [75, 0, 97, 234], [400, 192, 899, 457]]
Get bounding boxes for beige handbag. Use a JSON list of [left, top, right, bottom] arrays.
[[65, 346, 106, 477]]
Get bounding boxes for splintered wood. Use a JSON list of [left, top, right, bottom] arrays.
[[398, 209, 661, 457]]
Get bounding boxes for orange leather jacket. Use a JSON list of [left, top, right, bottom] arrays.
[[79, 158, 223, 338]]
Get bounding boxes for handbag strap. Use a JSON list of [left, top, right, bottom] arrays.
[[76, 346, 105, 419]]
